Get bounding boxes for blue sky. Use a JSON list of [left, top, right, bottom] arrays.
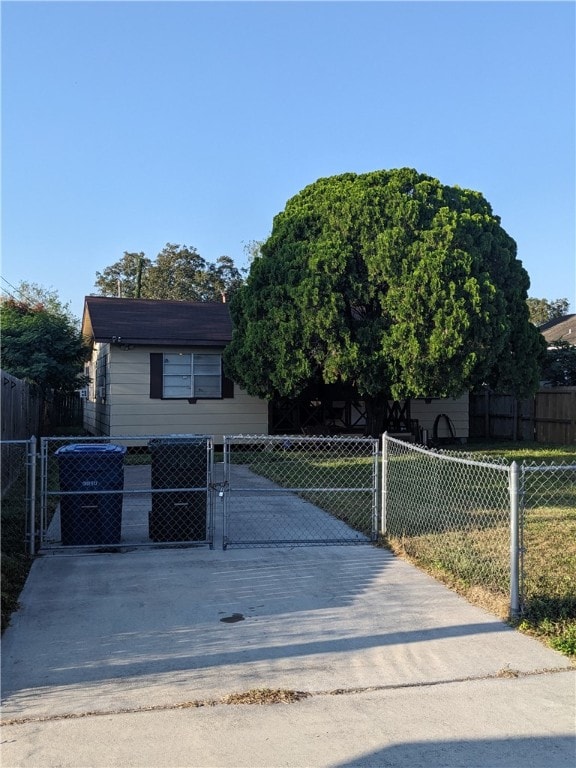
[[2, 0, 575, 321]]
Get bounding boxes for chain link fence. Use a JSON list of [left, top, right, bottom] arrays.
[[40, 435, 214, 549], [223, 434, 379, 548], [6, 434, 573, 627], [382, 435, 576, 621], [382, 435, 514, 615], [520, 461, 576, 626]]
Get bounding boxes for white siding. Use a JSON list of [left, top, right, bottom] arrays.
[[410, 394, 469, 441], [83, 343, 111, 435], [106, 345, 268, 442]]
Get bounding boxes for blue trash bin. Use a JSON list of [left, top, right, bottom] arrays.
[[56, 444, 126, 545]]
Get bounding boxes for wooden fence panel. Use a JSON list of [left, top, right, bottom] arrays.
[[1, 370, 41, 441], [1, 370, 83, 441], [518, 397, 536, 442], [534, 388, 576, 445], [469, 389, 576, 445]]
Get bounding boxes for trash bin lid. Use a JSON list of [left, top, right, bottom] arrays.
[[149, 435, 209, 445], [55, 443, 127, 456]]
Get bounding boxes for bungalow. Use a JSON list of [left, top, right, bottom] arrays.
[[81, 296, 469, 444], [81, 296, 268, 442]]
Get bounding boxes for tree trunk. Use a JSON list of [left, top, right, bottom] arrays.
[[364, 394, 389, 438]]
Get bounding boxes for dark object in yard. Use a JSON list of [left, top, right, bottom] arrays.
[[432, 413, 458, 445]]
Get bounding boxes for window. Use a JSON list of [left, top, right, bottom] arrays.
[[150, 352, 234, 400], [162, 353, 222, 398]]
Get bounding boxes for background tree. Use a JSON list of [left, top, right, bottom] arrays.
[[527, 297, 570, 326], [243, 239, 264, 264], [94, 251, 151, 298], [145, 243, 209, 301], [204, 255, 245, 302], [10, 281, 77, 321], [93, 245, 245, 302], [1, 295, 90, 400], [224, 168, 546, 435]]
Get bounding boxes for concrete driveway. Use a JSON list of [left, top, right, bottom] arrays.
[[1, 463, 575, 767]]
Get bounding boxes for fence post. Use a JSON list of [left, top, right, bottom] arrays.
[[509, 460, 521, 619], [381, 432, 388, 536], [39, 437, 47, 548], [28, 436, 37, 556]]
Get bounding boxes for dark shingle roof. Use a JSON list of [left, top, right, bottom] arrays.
[[539, 314, 576, 346], [82, 296, 233, 347]]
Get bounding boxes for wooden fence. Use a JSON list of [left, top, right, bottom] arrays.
[[1, 369, 83, 441], [469, 388, 576, 445], [1, 371, 41, 441]]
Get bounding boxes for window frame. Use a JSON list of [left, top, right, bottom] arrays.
[[162, 352, 222, 399], [149, 351, 234, 401]]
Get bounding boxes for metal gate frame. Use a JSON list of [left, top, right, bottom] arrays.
[[35, 434, 379, 551], [222, 434, 380, 549], [0, 437, 37, 555], [39, 435, 215, 550]]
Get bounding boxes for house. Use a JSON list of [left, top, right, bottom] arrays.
[[81, 296, 268, 442], [82, 296, 469, 444], [540, 314, 576, 346]]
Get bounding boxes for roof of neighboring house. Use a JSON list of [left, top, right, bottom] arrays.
[[539, 314, 576, 346], [82, 296, 233, 347]]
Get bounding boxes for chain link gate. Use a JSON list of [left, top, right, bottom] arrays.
[[40, 435, 215, 550], [222, 434, 380, 548]]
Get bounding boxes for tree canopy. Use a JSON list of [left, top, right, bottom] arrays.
[[224, 168, 546, 434], [94, 244, 244, 302], [94, 252, 152, 300], [526, 297, 570, 326], [10, 281, 78, 322], [1, 294, 90, 393]]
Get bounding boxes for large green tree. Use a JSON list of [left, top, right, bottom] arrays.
[[224, 168, 546, 435]]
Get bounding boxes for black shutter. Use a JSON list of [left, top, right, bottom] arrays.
[[221, 359, 234, 399], [150, 353, 163, 398]]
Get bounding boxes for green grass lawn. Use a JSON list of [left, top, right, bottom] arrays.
[[460, 440, 576, 464]]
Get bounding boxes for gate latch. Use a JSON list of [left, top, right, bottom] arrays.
[[210, 481, 228, 498]]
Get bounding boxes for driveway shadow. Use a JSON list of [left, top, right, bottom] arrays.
[[335, 735, 576, 767]]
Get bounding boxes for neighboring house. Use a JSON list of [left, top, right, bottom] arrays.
[[538, 314, 576, 388], [539, 314, 576, 346], [82, 295, 468, 444], [81, 296, 268, 442]]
